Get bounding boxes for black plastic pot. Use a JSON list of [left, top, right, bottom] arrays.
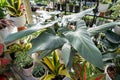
[[57, 4, 61, 11], [52, 75, 65, 80], [61, 4, 66, 11], [69, 5, 73, 12], [74, 6, 80, 13]]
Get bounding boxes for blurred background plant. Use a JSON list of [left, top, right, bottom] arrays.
[[109, 0, 120, 19], [0, 0, 7, 19]]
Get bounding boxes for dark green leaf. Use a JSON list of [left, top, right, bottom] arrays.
[[101, 39, 119, 49], [28, 32, 66, 54], [105, 30, 120, 44], [38, 50, 53, 60]]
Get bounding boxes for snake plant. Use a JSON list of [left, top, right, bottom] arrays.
[[41, 50, 70, 80]]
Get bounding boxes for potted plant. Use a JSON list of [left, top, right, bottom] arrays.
[[32, 63, 46, 80], [41, 50, 70, 80], [3, 8, 120, 78], [14, 51, 33, 76], [98, 0, 112, 16], [6, 0, 26, 31], [5, 42, 32, 60]]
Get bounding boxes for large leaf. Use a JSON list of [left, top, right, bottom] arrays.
[[88, 22, 120, 36], [61, 8, 94, 26], [28, 32, 66, 54], [101, 39, 119, 49], [105, 30, 120, 44], [38, 50, 53, 60], [4, 20, 58, 44], [61, 43, 71, 66], [63, 21, 104, 68]]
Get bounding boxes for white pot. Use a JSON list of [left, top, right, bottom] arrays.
[[31, 74, 40, 80], [22, 64, 34, 76], [114, 25, 120, 35], [10, 14, 26, 27], [0, 26, 17, 40], [98, 3, 109, 12], [105, 64, 115, 80]]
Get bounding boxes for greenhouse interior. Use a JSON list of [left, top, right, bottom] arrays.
[[0, 0, 120, 80]]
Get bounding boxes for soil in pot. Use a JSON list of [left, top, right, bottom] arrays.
[[10, 53, 16, 60], [52, 75, 65, 80], [23, 62, 33, 69]]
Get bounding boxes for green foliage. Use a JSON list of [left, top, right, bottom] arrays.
[[3, 8, 120, 70], [6, 0, 23, 17], [41, 50, 70, 80], [0, 0, 7, 19], [14, 51, 33, 69], [5, 42, 32, 58], [110, 0, 120, 18], [0, 0, 7, 7], [99, 0, 112, 4], [32, 63, 45, 77], [0, 8, 5, 19]]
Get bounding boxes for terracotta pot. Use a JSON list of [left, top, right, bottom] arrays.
[[17, 26, 27, 31], [99, 12, 105, 16]]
